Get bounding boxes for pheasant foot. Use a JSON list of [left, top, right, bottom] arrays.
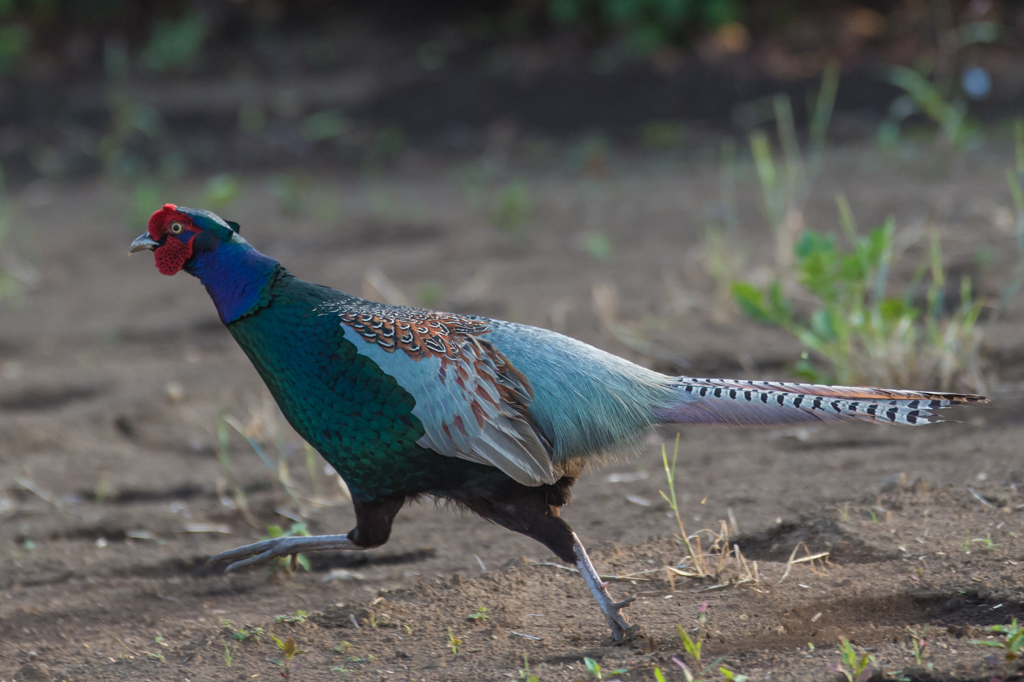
[[572, 532, 634, 642], [208, 534, 361, 572]]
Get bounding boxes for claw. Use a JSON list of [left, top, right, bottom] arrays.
[[207, 534, 360, 572]]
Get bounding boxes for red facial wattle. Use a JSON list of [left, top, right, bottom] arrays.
[[147, 203, 196, 276], [153, 235, 194, 275]]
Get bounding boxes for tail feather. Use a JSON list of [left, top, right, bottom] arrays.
[[655, 377, 986, 427]]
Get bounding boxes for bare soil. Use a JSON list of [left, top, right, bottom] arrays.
[[1, 147, 1023, 681]]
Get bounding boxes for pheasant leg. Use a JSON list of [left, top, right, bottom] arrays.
[[573, 533, 634, 642], [208, 534, 362, 572]]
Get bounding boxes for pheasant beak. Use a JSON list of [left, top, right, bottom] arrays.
[[129, 233, 160, 254]]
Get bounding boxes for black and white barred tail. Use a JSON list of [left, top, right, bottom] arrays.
[[655, 377, 987, 428]]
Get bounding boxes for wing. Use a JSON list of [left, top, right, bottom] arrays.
[[332, 305, 559, 486]]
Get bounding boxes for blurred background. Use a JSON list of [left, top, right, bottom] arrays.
[[0, 0, 1019, 183]]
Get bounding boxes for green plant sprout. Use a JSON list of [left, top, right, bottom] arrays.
[[583, 656, 628, 681], [519, 654, 540, 681], [829, 637, 876, 682], [264, 524, 313, 573], [970, 618, 1024, 662], [678, 623, 703, 663], [970, 533, 995, 550], [275, 609, 308, 624], [672, 603, 726, 682], [467, 606, 490, 621], [332, 641, 352, 654], [222, 620, 263, 642], [270, 635, 307, 680], [732, 197, 984, 392], [223, 640, 239, 667], [719, 667, 749, 682], [906, 626, 928, 666], [660, 435, 707, 578], [447, 628, 461, 657]]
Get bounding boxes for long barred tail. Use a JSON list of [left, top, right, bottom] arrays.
[[655, 377, 987, 427]]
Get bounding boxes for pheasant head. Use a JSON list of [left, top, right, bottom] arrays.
[[130, 204, 278, 324]]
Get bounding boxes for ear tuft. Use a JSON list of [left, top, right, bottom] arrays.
[[226, 221, 241, 234]]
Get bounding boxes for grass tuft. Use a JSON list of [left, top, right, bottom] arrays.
[[732, 199, 985, 392]]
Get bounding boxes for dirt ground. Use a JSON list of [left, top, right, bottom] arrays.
[[1, 145, 1023, 681]]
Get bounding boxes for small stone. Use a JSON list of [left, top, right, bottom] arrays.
[[16, 663, 51, 682], [880, 473, 906, 493]]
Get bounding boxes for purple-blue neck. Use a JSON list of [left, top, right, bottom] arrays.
[[185, 243, 280, 324]]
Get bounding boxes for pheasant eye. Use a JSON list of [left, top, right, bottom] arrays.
[[169, 222, 184, 235]]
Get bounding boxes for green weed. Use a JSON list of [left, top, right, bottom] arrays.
[[222, 620, 264, 642], [223, 641, 239, 667], [704, 64, 837, 321], [829, 637, 876, 682], [519, 654, 540, 681], [659, 436, 708, 578], [467, 606, 490, 622], [270, 635, 307, 680], [678, 623, 703, 663], [264, 524, 313, 573], [583, 656, 627, 680], [275, 609, 309, 624], [970, 533, 995, 551], [906, 626, 928, 666], [732, 197, 985, 392], [970, 618, 1024, 662], [447, 628, 462, 657], [670, 603, 730, 681]]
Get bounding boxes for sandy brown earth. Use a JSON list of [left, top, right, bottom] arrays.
[[1, 147, 1023, 681]]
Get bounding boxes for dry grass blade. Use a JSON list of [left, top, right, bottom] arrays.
[[778, 542, 830, 584]]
